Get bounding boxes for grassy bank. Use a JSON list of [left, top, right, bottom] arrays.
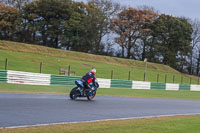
[[0, 40, 198, 84], [1, 115, 200, 133], [1, 83, 200, 100]]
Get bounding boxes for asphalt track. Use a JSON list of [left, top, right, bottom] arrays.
[[1, 93, 200, 128]]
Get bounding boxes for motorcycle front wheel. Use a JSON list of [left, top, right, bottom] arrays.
[[87, 91, 96, 100]]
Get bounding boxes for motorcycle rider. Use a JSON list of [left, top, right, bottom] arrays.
[[81, 68, 97, 92]]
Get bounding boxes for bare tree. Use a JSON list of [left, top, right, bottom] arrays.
[[189, 18, 200, 74], [88, 0, 124, 17], [86, 0, 125, 54], [137, 5, 159, 13]]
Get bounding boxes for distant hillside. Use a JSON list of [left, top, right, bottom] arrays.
[[0, 40, 198, 84]]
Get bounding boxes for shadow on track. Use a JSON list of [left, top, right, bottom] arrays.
[[67, 98, 96, 102]]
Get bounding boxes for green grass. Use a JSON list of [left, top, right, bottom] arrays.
[[0, 40, 199, 84], [1, 83, 200, 100], [0, 83, 69, 94], [1, 115, 200, 133]]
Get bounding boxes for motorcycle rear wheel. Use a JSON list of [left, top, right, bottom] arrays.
[[70, 87, 79, 100]]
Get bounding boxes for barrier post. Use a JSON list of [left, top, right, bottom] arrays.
[[5, 58, 8, 70], [111, 70, 113, 79], [181, 76, 183, 84], [68, 65, 71, 76], [144, 58, 147, 81], [190, 77, 192, 84], [157, 74, 159, 83], [40, 62, 42, 73], [128, 71, 131, 80], [165, 74, 167, 83]]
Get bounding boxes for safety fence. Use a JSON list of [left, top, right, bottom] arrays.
[[0, 70, 200, 91]]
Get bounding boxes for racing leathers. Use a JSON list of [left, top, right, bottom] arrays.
[[81, 72, 96, 90]]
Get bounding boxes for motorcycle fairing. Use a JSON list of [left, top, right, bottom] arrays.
[[75, 80, 84, 89]]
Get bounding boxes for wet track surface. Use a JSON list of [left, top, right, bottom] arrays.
[[1, 93, 200, 128]]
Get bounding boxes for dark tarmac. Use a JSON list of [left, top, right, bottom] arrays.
[[1, 93, 200, 128]]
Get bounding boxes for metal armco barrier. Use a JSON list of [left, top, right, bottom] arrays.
[[0, 70, 200, 91]]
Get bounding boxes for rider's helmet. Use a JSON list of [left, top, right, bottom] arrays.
[[91, 68, 96, 75]]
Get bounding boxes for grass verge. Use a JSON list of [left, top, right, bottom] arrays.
[[1, 83, 200, 100], [0, 40, 198, 84], [1, 115, 200, 133]]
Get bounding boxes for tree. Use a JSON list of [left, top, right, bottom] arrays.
[[151, 14, 193, 70], [61, 1, 120, 53], [61, 2, 91, 52], [21, 0, 72, 47], [0, 0, 31, 9], [111, 8, 158, 58], [0, 3, 19, 40], [88, 0, 123, 54], [188, 19, 200, 74], [136, 5, 158, 61], [196, 48, 200, 75]]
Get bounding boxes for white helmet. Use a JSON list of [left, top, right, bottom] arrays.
[[91, 68, 96, 75]]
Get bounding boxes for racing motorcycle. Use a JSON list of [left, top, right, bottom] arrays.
[[69, 79, 99, 100]]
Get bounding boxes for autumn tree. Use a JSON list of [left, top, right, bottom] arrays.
[[0, 3, 19, 40], [111, 8, 158, 58], [136, 5, 158, 61]]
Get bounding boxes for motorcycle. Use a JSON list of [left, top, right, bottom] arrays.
[[69, 79, 99, 100]]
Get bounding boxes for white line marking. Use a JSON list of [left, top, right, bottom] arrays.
[[1, 113, 200, 129]]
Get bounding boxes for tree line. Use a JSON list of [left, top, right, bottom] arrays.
[[1, 0, 200, 75]]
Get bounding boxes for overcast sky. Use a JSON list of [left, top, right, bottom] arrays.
[[76, 0, 200, 20], [115, 0, 200, 20]]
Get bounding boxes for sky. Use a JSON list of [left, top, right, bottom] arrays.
[[76, 0, 200, 20], [115, 0, 200, 20]]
